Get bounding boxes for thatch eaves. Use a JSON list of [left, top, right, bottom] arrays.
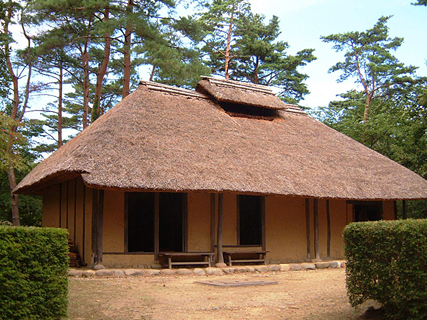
[[14, 80, 427, 200]]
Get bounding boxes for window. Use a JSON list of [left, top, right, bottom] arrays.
[[238, 195, 263, 245], [353, 202, 382, 222], [127, 192, 185, 253]]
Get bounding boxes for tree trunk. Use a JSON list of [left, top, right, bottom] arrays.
[[82, 38, 90, 129], [82, 17, 92, 129], [224, 5, 235, 80], [92, 6, 111, 121], [8, 165, 19, 226], [149, 65, 156, 81], [122, 0, 134, 99], [58, 61, 63, 147], [4, 3, 20, 225], [361, 95, 372, 144]]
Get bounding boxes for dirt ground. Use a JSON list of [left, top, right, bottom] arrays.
[[68, 268, 382, 320]]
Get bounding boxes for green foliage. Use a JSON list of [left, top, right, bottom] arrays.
[[0, 113, 27, 172], [176, 0, 315, 103], [344, 220, 427, 319], [0, 226, 69, 320], [318, 16, 427, 217], [232, 13, 316, 103], [321, 16, 416, 90], [412, 0, 427, 6]]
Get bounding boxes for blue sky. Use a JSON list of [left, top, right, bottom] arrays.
[[248, 0, 427, 108]]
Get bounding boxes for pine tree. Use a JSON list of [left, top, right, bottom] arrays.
[[231, 13, 316, 104], [321, 16, 417, 143]]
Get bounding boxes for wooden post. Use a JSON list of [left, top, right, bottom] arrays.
[[210, 193, 216, 253], [402, 200, 407, 219], [326, 199, 331, 258], [73, 179, 77, 243], [82, 184, 86, 264], [314, 199, 320, 260], [91, 189, 98, 265], [346, 201, 349, 224], [261, 196, 266, 251], [217, 193, 224, 265], [393, 200, 398, 220], [305, 198, 311, 260], [183, 194, 188, 252], [59, 183, 62, 228], [154, 193, 160, 261], [66, 180, 69, 229], [97, 190, 104, 265], [91, 189, 104, 266]]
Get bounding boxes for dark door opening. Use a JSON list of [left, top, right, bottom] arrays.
[[127, 192, 185, 253], [239, 195, 262, 245], [127, 192, 155, 252], [354, 202, 383, 222], [159, 193, 183, 252]]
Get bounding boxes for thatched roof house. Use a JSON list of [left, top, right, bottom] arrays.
[[14, 77, 427, 268], [15, 77, 427, 199]]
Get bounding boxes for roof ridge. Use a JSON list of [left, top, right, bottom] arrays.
[[200, 76, 274, 95], [140, 81, 209, 99], [282, 104, 305, 114]]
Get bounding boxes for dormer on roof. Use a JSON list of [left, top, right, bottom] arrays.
[[196, 76, 303, 120]]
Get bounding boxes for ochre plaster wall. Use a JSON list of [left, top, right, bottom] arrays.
[[67, 180, 76, 245], [42, 184, 60, 228], [328, 200, 347, 259], [41, 177, 93, 265], [42, 185, 398, 267], [188, 193, 212, 252], [102, 190, 125, 253], [222, 194, 237, 245], [265, 196, 307, 263]]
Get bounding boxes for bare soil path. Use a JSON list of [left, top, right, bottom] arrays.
[[68, 268, 381, 319]]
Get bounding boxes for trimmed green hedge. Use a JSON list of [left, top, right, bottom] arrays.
[[0, 226, 69, 320], [343, 219, 427, 319]]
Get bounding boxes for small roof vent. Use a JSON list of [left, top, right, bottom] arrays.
[[195, 76, 305, 120], [196, 76, 286, 110]]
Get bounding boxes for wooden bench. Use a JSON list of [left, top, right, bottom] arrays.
[[223, 250, 268, 267], [159, 252, 215, 269]]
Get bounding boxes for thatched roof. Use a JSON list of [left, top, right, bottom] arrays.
[[196, 77, 288, 110], [14, 78, 427, 200]]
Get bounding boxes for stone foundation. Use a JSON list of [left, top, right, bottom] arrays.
[[69, 261, 346, 277]]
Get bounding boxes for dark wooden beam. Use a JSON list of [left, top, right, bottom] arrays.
[[326, 199, 331, 258], [73, 178, 77, 243], [210, 193, 216, 253], [217, 194, 224, 264], [97, 190, 104, 265], [402, 200, 407, 219], [237, 195, 240, 245], [124, 193, 129, 252], [183, 193, 188, 252], [91, 189, 104, 266], [393, 200, 398, 220], [154, 193, 160, 261], [59, 183, 62, 228], [66, 180, 69, 229], [346, 202, 349, 224], [306, 198, 311, 260], [261, 196, 266, 252], [314, 199, 320, 260], [82, 184, 86, 264], [91, 189, 99, 265]]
